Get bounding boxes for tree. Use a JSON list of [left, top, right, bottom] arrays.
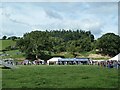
[[17, 31, 53, 60], [2, 36, 7, 40], [96, 33, 120, 57], [8, 36, 17, 41]]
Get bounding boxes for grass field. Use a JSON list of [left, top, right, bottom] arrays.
[[2, 50, 25, 59], [2, 65, 118, 88]]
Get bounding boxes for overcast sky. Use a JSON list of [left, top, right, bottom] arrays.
[[0, 2, 118, 39]]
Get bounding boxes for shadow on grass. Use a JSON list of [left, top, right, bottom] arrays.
[[1, 67, 11, 69]]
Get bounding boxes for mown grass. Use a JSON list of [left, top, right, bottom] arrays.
[[2, 65, 118, 88]]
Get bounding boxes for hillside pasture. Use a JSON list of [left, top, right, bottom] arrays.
[[0, 40, 16, 50]]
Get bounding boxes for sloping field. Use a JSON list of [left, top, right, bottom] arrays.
[[0, 40, 16, 50], [2, 65, 118, 88]]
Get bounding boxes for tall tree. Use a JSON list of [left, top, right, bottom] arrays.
[[2, 36, 7, 40], [17, 31, 53, 59], [96, 33, 120, 57], [8, 36, 17, 41]]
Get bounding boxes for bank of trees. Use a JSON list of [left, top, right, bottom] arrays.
[[16, 30, 120, 60], [2, 36, 20, 40], [16, 30, 94, 60]]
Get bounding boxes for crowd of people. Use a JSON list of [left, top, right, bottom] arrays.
[[4, 57, 119, 69], [19, 59, 45, 65], [92, 60, 120, 69]]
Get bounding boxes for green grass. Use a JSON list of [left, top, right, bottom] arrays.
[[0, 40, 16, 50], [4, 50, 24, 58], [0, 39, 24, 59], [2, 65, 118, 88], [0, 68, 2, 89], [1, 50, 25, 60]]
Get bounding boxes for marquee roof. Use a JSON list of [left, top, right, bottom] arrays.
[[109, 53, 120, 61]]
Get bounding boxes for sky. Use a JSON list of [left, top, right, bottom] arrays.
[[0, 2, 118, 39]]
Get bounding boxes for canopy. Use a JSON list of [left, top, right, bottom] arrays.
[[47, 57, 62, 62], [59, 58, 89, 61], [109, 53, 120, 61], [47, 57, 62, 65]]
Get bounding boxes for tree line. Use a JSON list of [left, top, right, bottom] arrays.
[[15, 29, 120, 60], [2, 36, 20, 41]]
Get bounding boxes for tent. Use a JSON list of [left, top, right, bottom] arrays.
[[47, 57, 62, 65], [47, 57, 90, 65], [22, 59, 32, 65], [109, 53, 120, 61], [33, 59, 45, 65]]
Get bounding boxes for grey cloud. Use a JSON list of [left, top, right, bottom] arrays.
[[1, 29, 15, 37], [83, 2, 117, 15], [90, 26, 103, 39], [45, 9, 63, 20], [9, 18, 31, 27], [3, 12, 32, 27], [92, 29, 102, 34]]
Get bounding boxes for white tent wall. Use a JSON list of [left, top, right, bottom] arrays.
[[47, 57, 62, 65], [109, 53, 120, 61]]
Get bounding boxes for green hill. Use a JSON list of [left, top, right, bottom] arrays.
[[0, 40, 16, 50], [0, 39, 25, 60]]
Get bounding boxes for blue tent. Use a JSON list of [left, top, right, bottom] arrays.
[[58, 58, 90, 61]]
